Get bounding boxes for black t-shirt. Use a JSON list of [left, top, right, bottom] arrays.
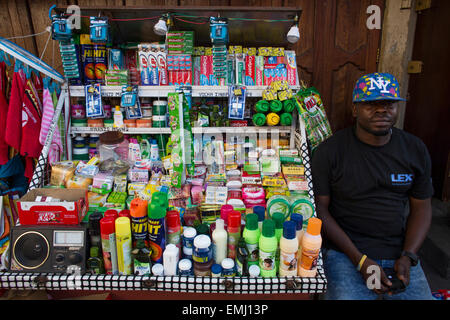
[[311, 126, 433, 260]]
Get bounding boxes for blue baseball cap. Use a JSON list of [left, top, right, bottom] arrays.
[[353, 73, 406, 103]]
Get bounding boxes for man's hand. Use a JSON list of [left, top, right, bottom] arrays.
[[394, 255, 411, 287], [359, 257, 392, 295]]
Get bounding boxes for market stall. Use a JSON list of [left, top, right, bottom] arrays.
[[0, 5, 332, 299]]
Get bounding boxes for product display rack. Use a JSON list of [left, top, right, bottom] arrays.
[[0, 6, 328, 297]]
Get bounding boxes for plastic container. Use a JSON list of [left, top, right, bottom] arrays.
[[163, 244, 179, 276], [178, 259, 193, 276], [87, 118, 104, 127], [211, 263, 223, 277], [193, 260, 213, 276], [136, 118, 152, 128], [124, 119, 137, 128], [249, 264, 260, 277], [132, 239, 152, 276], [98, 131, 129, 162], [113, 105, 124, 128], [298, 217, 322, 277], [279, 221, 299, 276], [72, 146, 89, 161], [212, 218, 227, 265], [152, 263, 164, 276], [183, 246, 193, 260], [259, 219, 277, 277], [220, 204, 233, 229], [253, 206, 265, 232], [243, 213, 260, 266], [115, 217, 133, 275], [103, 104, 112, 119], [72, 118, 88, 127], [182, 227, 197, 250], [103, 119, 114, 127], [152, 100, 168, 115], [71, 104, 86, 119], [236, 237, 249, 276], [221, 258, 236, 277], [152, 115, 167, 128], [193, 234, 212, 264], [290, 213, 304, 262], [267, 195, 291, 220]]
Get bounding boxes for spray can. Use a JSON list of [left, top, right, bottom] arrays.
[[130, 197, 148, 243], [100, 217, 119, 275], [147, 192, 168, 263], [115, 217, 133, 275], [166, 210, 182, 252], [227, 211, 241, 259], [88, 211, 103, 252]]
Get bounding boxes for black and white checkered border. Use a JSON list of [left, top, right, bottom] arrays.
[[0, 265, 326, 294]]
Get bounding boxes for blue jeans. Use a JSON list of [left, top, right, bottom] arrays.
[[322, 249, 433, 300]]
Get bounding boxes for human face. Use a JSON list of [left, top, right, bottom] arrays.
[[352, 100, 398, 136]]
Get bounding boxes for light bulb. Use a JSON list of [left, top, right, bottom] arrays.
[[154, 18, 167, 36], [287, 25, 300, 44]]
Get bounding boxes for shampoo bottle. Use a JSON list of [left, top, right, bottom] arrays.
[[243, 213, 260, 266], [298, 217, 322, 277], [113, 105, 124, 128], [259, 219, 277, 277], [279, 221, 299, 276], [212, 218, 228, 264]]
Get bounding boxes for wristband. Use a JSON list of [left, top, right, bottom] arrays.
[[356, 254, 367, 271]]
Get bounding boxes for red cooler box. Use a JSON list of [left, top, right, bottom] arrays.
[[17, 188, 89, 225]]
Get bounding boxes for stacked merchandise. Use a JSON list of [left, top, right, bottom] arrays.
[[33, 115, 323, 277]]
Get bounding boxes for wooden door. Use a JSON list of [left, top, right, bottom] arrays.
[[403, 0, 450, 201], [312, 0, 384, 133]]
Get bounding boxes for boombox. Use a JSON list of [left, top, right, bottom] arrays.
[[9, 225, 87, 274]]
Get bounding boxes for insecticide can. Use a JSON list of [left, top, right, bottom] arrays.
[[115, 217, 133, 275]]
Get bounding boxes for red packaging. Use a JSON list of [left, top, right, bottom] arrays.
[[157, 51, 168, 85], [200, 55, 209, 85], [17, 189, 88, 225], [245, 55, 255, 86], [184, 66, 192, 85]]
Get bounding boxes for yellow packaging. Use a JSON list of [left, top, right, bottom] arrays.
[[262, 89, 277, 101], [127, 182, 147, 196], [278, 90, 289, 101], [115, 217, 133, 275], [282, 165, 305, 176], [88, 191, 109, 208], [66, 175, 93, 189], [247, 47, 257, 56], [262, 176, 287, 187], [258, 47, 271, 56], [50, 164, 76, 187], [204, 47, 213, 56]]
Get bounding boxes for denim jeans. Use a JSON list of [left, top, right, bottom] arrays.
[[322, 249, 433, 300]]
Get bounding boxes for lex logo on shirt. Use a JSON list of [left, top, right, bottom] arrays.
[[391, 173, 414, 185]]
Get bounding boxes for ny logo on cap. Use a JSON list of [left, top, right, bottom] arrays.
[[368, 76, 391, 93]]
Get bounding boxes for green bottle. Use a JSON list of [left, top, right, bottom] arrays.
[[272, 212, 285, 272], [87, 246, 105, 275], [259, 220, 277, 277], [243, 214, 261, 266], [132, 239, 152, 276]]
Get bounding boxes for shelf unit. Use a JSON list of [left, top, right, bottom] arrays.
[[9, 5, 329, 297], [65, 84, 300, 160]]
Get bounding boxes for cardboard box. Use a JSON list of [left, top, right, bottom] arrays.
[[17, 188, 88, 225]]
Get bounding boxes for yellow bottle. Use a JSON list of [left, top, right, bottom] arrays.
[[116, 217, 133, 275], [298, 217, 322, 277], [113, 105, 124, 128]]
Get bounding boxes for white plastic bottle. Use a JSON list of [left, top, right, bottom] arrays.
[[113, 105, 124, 128], [163, 244, 179, 276], [279, 221, 299, 276], [298, 217, 322, 277], [212, 218, 228, 264]]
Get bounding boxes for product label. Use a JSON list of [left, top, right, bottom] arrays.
[[300, 248, 320, 271], [101, 233, 118, 274], [167, 231, 181, 249], [131, 216, 148, 241], [134, 260, 151, 276], [259, 249, 276, 271], [227, 233, 240, 259], [118, 236, 132, 275], [147, 218, 166, 263], [246, 243, 259, 263], [280, 251, 298, 272]]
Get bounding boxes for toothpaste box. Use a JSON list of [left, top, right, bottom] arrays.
[[255, 55, 264, 86], [284, 50, 298, 86], [200, 55, 210, 85], [235, 53, 245, 85], [157, 50, 168, 85], [193, 56, 201, 85], [245, 55, 255, 86]]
